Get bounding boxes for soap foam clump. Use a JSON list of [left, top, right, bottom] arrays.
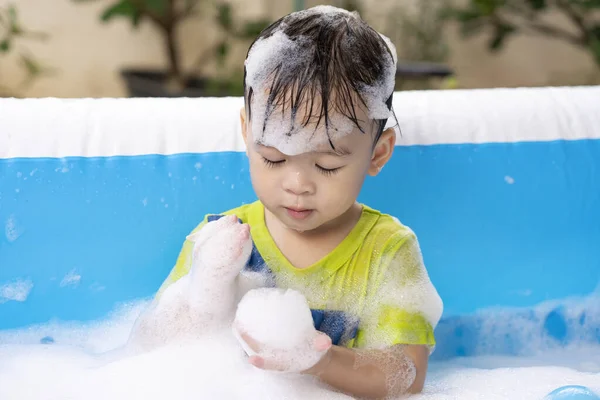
[[235, 288, 315, 349], [234, 288, 329, 373]]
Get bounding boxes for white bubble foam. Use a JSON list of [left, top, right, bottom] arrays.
[[244, 6, 397, 156], [1, 216, 598, 399], [413, 351, 600, 400], [235, 288, 315, 350], [359, 232, 443, 350], [60, 269, 81, 288], [0, 279, 33, 304], [0, 296, 352, 400], [1, 302, 598, 400], [5, 214, 23, 242], [233, 288, 328, 372]]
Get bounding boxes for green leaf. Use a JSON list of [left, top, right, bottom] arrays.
[[591, 23, 600, 39], [216, 40, 229, 66], [216, 3, 232, 31], [101, 1, 141, 27], [20, 54, 42, 77], [589, 36, 600, 66], [460, 19, 486, 36], [239, 19, 271, 38], [579, 0, 600, 8], [8, 4, 17, 23], [473, 0, 503, 15], [442, 8, 487, 37], [525, 0, 547, 10], [0, 39, 10, 53], [456, 9, 484, 22], [144, 0, 167, 15], [489, 22, 516, 50]]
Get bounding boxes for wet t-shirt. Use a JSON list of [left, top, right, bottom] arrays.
[[158, 200, 443, 350]]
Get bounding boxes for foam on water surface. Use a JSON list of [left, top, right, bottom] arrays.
[[0, 299, 351, 400], [1, 295, 599, 400]]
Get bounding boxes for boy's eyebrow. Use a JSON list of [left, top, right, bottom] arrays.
[[317, 146, 352, 156], [256, 142, 352, 156]]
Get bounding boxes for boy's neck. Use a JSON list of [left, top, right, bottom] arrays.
[[264, 202, 363, 270]]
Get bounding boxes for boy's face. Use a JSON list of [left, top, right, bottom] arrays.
[[240, 101, 395, 233]]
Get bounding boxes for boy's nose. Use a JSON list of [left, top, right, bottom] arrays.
[[283, 171, 315, 196]]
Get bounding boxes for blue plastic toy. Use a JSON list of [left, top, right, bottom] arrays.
[[544, 385, 600, 400]]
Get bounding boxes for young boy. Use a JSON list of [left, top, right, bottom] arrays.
[[158, 5, 443, 399]]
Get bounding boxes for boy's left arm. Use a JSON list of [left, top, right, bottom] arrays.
[[303, 341, 429, 399], [241, 335, 426, 399], [315, 230, 442, 398]]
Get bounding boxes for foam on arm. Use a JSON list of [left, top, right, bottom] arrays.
[[155, 217, 209, 298], [306, 230, 443, 398], [356, 230, 443, 350]]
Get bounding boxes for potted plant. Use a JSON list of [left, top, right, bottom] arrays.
[[74, 0, 272, 97]]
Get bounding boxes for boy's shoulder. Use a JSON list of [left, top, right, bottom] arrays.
[[360, 204, 417, 245]]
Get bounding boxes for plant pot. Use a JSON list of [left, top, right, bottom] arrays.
[[120, 68, 234, 98], [396, 61, 453, 79]]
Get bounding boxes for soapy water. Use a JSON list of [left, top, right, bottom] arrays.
[[0, 311, 350, 400], [1, 300, 599, 400], [0, 215, 351, 400], [1, 214, 599, 398]]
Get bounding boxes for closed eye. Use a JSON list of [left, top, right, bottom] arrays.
[[261, 157, 285, 168], [316, 165, 342, 176]]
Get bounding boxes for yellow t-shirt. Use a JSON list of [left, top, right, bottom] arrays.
[[158, 200, 443, 350]]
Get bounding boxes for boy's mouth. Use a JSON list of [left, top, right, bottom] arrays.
[[284, 207, 313, 220]]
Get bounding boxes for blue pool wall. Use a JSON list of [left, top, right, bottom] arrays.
[[1, 88, 599, 359]]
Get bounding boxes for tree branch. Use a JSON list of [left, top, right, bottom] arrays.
[[494, 8, 587, 47], [174, 0, 200, 22], [128, 0, 169, 29], [554, 0, 590, 42], [524, 19, 588, 46]]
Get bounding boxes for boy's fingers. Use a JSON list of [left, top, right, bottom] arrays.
[[240, 331, 262, 353], [249, 355, 287, 371], [314, 332, 332, 352], [248, 355, 265, 368]]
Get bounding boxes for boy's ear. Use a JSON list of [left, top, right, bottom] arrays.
[[368, 127, 396, 176], [240, 107, 248, 146]]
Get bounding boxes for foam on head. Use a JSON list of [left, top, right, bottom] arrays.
[[244, 5, 397, 156]]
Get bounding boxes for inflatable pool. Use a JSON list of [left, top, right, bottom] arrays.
[[1, 86, 599, 399]]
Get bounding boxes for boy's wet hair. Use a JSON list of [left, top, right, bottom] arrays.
[[243, 7, 398, 149]]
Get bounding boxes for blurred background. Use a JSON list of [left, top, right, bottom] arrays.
[[1, 0, 599, 98]]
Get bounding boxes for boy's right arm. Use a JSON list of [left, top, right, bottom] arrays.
[[155, 217, 208, 298]]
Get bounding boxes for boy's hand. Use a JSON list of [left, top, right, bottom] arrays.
[[234, 326, 333, 373]]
